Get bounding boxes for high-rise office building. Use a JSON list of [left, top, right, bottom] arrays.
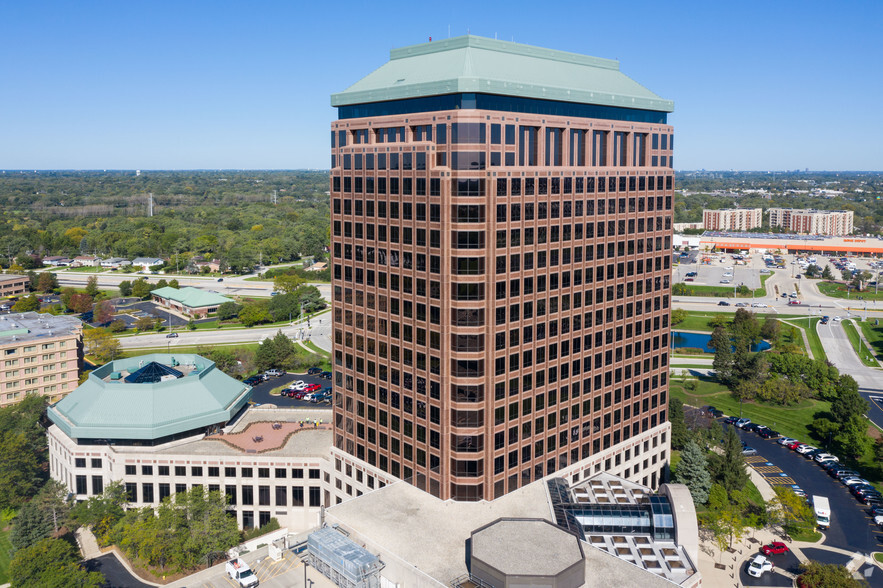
[[329, 36, 674, 501]]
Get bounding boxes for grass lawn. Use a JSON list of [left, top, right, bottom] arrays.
[[817, 281, 883, 301], [0, 511, 13, 584], [114, 343, 262, 359], [842, 320, 878, 367], [790, 529, 823, 543], [859, 320, 883, 360], [803, 318, 827, 362], [669, 378, 830, 444], [51, 265, 107, 273], [876, 553, 883, 564], [302, 340, 330, 357]]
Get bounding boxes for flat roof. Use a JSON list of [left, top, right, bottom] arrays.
[[0, 274, 29, 282], [151, 286, 232, 309], [0, 312, 82, 345], [697, 232, 883, 254], [332, 35, 673, 113]]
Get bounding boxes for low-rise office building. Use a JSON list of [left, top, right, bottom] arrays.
[[151, 286, 233, 318], [1, 312, 83, 406], [0, 274, 30, 297]]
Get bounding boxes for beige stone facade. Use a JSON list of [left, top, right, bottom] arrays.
[[702, 208, 762, 231], [0, 274, 29, 297], [768, 208, 854, 236], [0, 312, 82, 406]]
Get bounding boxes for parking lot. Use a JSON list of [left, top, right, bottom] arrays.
[[731, 424, 883, 556], [167, 549, 338, 588], [248, 371, 332, 408], [674, 258, 761, 289]]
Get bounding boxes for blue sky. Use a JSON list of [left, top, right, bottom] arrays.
[[2, 0, 881, 171]]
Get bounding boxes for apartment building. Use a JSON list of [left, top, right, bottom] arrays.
[[768, 208, 854, 236], [701, 208, 762, 231], [329, 35, 675, 502], [0, 312, 83, 406], [0, 274, 30, 297]]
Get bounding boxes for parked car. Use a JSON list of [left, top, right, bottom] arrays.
[[843, 477, 872, 487], [264, 369, 284, 377], [747, 555, 773, 578], [795, 444, 818, 455], [734, 418, 751, 429], [723, 417, 738, 425], [875, 515, 883, 527], [869, 505, 883, 517], [742, 447, 758, 456], [778, 437, 798, 446], [790, 487, 807, 498], [813, 453, 839, 463], [761, 542, 790, 556], [304, 383, 322, 392], [320, 371, 332, 379], [786, 440, 803, 450], [833, 470, 860, 481], [243, 376, 263, 386], [758, 428, 779, 439], [307, 367, 322, 375]]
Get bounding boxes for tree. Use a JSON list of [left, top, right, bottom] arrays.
[[59, 287, 77, 309], [674, 441, 712, 504], [669, 397, 689, 450], [118, 280, 132, 297], [710, 326, 733, 382], [85, 275, 99, 297], [0, 432, 43, 509], [11, 295, 40, 312], [70, 481, 127, 545], [83, 327, 121, 363], [135, 316, 156, 331], [131, 278, 152, 299], [10, 480, 72, 551], [108, 319, 127, 332], [760, 316, 780, 346], [238, 303, 272, 327], [36, 272, 57, 293], [831, 378, 867, 425], [771, 487, 815, 538], [671, 308, 688, 327], [216, 301, 242, 321], [255, 331, 297, 371], [805, 264, 821, 278], [821, 265, 834, 280], [68, 293, 94, 314], [273, 272, 303, 295], [169, 278, 180, 289], [797, 561, 865, 588], [718, 427, 749, 496], [155, 278, 169, 289], [836, 416, 873, 460], [92, 300, 115, 325], [9, 537, 104, 588]]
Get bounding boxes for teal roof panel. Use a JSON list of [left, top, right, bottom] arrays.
[[48, 354, 251, 440], [332, 35, 672, 113], [151, 286, 232, 309]]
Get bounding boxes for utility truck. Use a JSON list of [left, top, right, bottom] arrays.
[[812, 495, 831, 529], [226, 558, 259, 587]]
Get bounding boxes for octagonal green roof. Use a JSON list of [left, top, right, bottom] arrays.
[[48, 354, 251, 441], [332, 35, 672, 113]]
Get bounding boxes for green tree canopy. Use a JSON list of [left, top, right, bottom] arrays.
[[674, 441, 712, 504], [9, 537, 104, 588]]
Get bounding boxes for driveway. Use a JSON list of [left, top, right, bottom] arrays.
[[84, 553, 154, 588]]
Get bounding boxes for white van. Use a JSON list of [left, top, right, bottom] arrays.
[[812, 495, 830, 529]]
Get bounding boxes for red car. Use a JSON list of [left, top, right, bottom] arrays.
[[761, 542, 789, 556], [786, 441, 803, 450], [304, 383, 322, 392]]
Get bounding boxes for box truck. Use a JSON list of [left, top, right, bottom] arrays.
[[813, 495, 830, 529]]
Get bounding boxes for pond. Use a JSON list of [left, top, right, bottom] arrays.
[[671, 331, 771, 353]]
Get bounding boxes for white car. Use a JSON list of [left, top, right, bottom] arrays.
[[813, 453, 839, 463], [747, 555, 773, 578], [778, 437, 798, 446], [875, 515, 883, 527], [795, 445, 817, 454], [734, 418, 751, 428], [832, 316, 842, 322], [843, 477, 871, 487], [751, 303, 768, 308]]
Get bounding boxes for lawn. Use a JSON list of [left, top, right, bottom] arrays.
[[51, 265, 107, 273], [114, 342, 262, 359], [859, 320, 883, 360], [804, 318, 827, 362], [669, 377, 830, 445], [672, 274, 771, 299], [841, 320, 878, 367], [817, 280, 883, 301]]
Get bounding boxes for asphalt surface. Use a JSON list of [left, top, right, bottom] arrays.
[[733, 425, 883, 556], [248, 371, 332, 407], [84, 553, 154, 588]]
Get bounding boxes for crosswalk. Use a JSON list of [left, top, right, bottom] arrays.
[[745, 457, 797, 487]]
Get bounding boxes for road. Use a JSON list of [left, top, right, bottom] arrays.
[[50, 269, 332, 301], [119, 319, 333, 352]]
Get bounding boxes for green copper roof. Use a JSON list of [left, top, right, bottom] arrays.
[[48, 354, 251, 440], [332, 35, 673, 113], [151, 286, 232, 309]]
